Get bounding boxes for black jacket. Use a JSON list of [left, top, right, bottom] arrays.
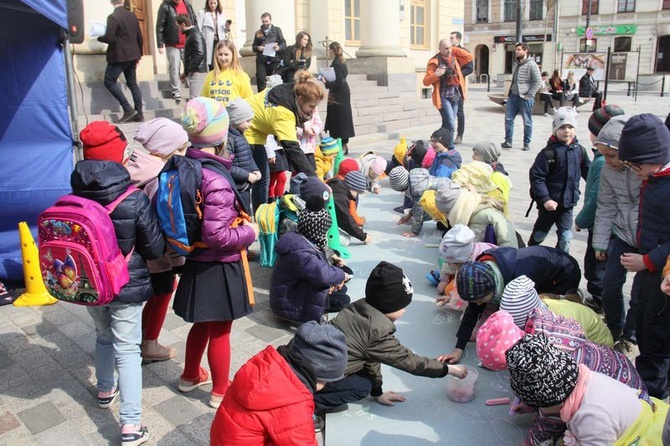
[[252, 24, 286, 62], [98, 5, 143, 63], [326, 177, 366, 241], [70, 161, 165, 303], [156, 0, 197, 48], [579, 73, 599, 97], [183, 27, 207, 74]]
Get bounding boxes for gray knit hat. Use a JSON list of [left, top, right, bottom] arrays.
[[290, 321, 348, 383], [473, 141, 501, 164], [226, 98, 254, 125], [439, 224, 475, 263], [434, 181, 462, 214], [389, 166, 410, 192], [594, 115, 630, 149], [499, 275, 546, 328], [552, 107, 578, 134]]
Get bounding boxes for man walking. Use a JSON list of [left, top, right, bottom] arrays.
[[252, 12, 286, 92], [98, 0, 144, 123], [176, 15, 207, 100], [501, 42, 542, 151], [579, 66, 603, 111], [156, 0, 197, 102], [449, 31, 474, 144]]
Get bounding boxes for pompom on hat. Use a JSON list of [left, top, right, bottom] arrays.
[[365, 261, 413, 314], [80, 121, 129, 163], [456, 261, 495, 302], [320, 136, 340, 156], [133, 118, 189, 157], [476, 310, 525, 371], [299, 177, 331, 211], [181, 97, 229, 148], [439, 224, 475, 263], [388, 166, 409, 192], [226, 98, 254, 126], [587, 104, 625, 137], [289, 321, 348, 383]]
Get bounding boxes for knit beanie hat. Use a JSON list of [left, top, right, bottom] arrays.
[[473, 141, 501, 164], [618, 113, 670, 165], [344, 170, 367, 193], [587, 104, 625, 136], [431, 127, 452, 148], [289, 172, 309, 195], [409, 140, 428, 166], [266, 74, 283, 90], [298, 207, 331, 249], [226, 98, 254, 126], [182, 97, 229, 148], [476, 310, 525, 371], [506, 334, 579, 408], [552, 107, 578, 134], [337, 158, 359, 177], [80, 121, 128, 163], [594, 115, 630, 150], [439, 224, 475, 263], [133, 118, 189, 157], [360, 152, 387, 179], [500, 275, 545, 328], [365, 261, 413, 314], [388, 166, 410, 192], [408, 168, 431, 198], [456, 261, 495, 302], [289, 321, 348, 383], [299, 177, 331, 211], [434, 181, 463, 214], [320, 136, 340, 156]]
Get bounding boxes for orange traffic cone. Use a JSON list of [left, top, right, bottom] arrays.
[[13, 222, 58, 307]]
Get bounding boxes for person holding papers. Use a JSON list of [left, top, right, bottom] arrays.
[[322, 42, 355, 155]]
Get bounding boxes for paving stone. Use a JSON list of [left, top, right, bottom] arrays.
[[17, 402, 66, 435], [0, 410, 20, 435], [244, 324, 286, 342], [34, 421, 89, 446], [0, 349, 15, 370], [21, 320, 56, 338], [154, 396, 205, 427], [176, 413, 214, 445]]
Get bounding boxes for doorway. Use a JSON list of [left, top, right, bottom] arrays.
[[475, 44, 489, 80], [126, 0, 150, 55]]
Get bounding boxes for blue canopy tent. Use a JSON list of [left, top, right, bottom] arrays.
[[0, 0, 74, 282]]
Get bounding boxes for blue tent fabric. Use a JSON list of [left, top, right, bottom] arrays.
[[0, 0, 73, 282]]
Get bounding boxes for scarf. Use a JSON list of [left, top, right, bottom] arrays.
[[560, 364, 592, 423]]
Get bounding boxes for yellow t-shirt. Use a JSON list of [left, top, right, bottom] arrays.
[[245, 90, 299, 146], [201, 69, 253, 106]]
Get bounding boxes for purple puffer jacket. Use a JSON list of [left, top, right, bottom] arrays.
[[187, 149, 256, 263]]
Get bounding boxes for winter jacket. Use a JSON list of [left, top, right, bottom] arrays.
[[467, 205, 518, 248], [429, 149, 462, 178], [592, 165, 640, 251], [156, 0, 196, 48], [252, 24, 286, 62], [196, 9, 227, 66], [637, 167, 670, 272], [543, 299, 614, 347], [314, 146, 334, 180], [423, 47, 474, 109], [185, 149, 256, 263], [579, 73, 599, 97], [529, 136, 591, 208], [329, 299, 450, 396], [211, 346, 317, 446], [510, 57, 542, 100], [226, 127, 259, 192], [70, 160, 165, 303], [270, 231, 345, 323], [201, 69, 253, 106], [575, 149, 603, 229], [182, 27, 208, 75], [327, 177, 367, 242]]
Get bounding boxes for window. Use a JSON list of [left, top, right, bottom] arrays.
[[580, 37, 598, 52], [476, 0, 488, 23], [656, 35, 670, 72], [614, 36, 632, 52], [410, 0, 427, 47], [344, 0, 360, 44], [664, 0, 670, 9], [504, 0, 517, 22], [617, 0, 634, 12], [581, 0, 598, 15], [529, 0, 543, 20]]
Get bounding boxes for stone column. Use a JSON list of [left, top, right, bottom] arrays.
[[240, 0, 295, 56]]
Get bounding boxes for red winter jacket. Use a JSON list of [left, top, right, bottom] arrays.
[[210, 346, 317, 446]]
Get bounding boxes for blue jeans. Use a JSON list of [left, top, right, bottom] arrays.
[[601, 235, 638, 339], [504, 94, 534, 145], [528, 205, 573, 253], [438, 94, 459, 149], [104, 61, 142, 113], [250, 143, 270, 213], [87, 301, 143, 425]]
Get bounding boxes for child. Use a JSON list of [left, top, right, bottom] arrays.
[[617, 113, 670, 398], [574, 105, 626, 315], [314, 261, 467, 412], [210, 321, 348, 444], [297, 107, 323, 170], [225, 98, 261, 212], [428, 128, 462, 178], [175, 98, 259, 409], [314, 136, 340, 180], [359, 151, 387, 194], [471, 140, 512, 214], [591, 115, 640, 351], [439, 246, 582, 364], [507, 334, 668, 445], [77, 121, 166, 445], [269, 183, 348, 324], [529, 107, 591, 253], [267, 134, 289, 201], [129, 118, 189, 363], [327, 170, 373, 245]]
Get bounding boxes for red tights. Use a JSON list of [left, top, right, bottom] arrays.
[[183, 320, 233, 395], [269, 170, 287, 199], [142, 278, 176, 341]]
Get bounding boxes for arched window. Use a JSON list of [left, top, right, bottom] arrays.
[[656, 35, 670, 72], [614, 37, 632, 52]]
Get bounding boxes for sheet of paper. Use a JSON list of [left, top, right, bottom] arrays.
[[262, 45, 276, 57], [320, 67, 336, 82], [89, 21, 106, 37]]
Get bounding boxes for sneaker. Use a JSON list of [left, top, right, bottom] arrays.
[[544, 113, 551, 117], [132, 112, 145, 123], [121, 425, 149, 446], [454, 135, 463, 144], [522, 144, 530, 151], [313, 414, 325, 433], [550, 106, 556, 114], [178, 367, 212, 393], [172, 93, 182, 102], [578, 97, 584, 104], [118, 109, 138, 123], [393, 206, 405, 214], [614, 337, 634, 354], [501, 141, 513, 149], [209, 392, 224, 409], [97, 387, 119, 409]]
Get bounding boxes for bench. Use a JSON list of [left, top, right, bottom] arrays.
[[488, 92, 592, 115]]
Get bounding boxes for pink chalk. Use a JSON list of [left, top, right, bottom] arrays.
[[485, 397, 511, 406]]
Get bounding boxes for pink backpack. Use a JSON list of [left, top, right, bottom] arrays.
[[38, 187, 139, 305]]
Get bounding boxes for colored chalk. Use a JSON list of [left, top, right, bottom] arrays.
[[509, 397, 521, 416], [485, 398, 510, 406]]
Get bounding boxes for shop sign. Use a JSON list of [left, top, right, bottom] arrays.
[[493, 34, 552, 44], [576, 24, 636, 36]]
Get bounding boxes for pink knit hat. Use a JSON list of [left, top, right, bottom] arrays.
[[359, 152, 387, 179], [476, 310, 525, 371], [133, 118, 189, 157]]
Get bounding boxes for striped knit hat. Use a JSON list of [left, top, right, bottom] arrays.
[[344, 170, 367, 193], [182, 97, 229, 148], [456, 261, 495, 302], [320, 136, 340, 156], [388, 166, 409, 192], [500, 276, 546, 329], [587, 104, 625, 137]]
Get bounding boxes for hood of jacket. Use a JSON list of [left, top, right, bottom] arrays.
[[70, 160, 132, 205], [276, 230, 318, 256]]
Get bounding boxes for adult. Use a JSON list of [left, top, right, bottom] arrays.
[[579, 66, 603, 111], [246, 71, 322, 212], [156, 0, 197, 102], [200, 39, 252, 106], [548, 69, 565, 107], [423, 38, 473, 150], [98, 0, 144, 123], [449, 31, 474, 144], [196, 0, 228, 70], [281, 31, 312, 84], [323, 42, 355, 155], [539, 71, 556, 117], [251, 12, 286, 92], [501, 42, 542, 151], [176, 15, 207, 100]]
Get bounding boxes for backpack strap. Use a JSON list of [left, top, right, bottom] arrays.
[[105, 186, 141, 260]]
